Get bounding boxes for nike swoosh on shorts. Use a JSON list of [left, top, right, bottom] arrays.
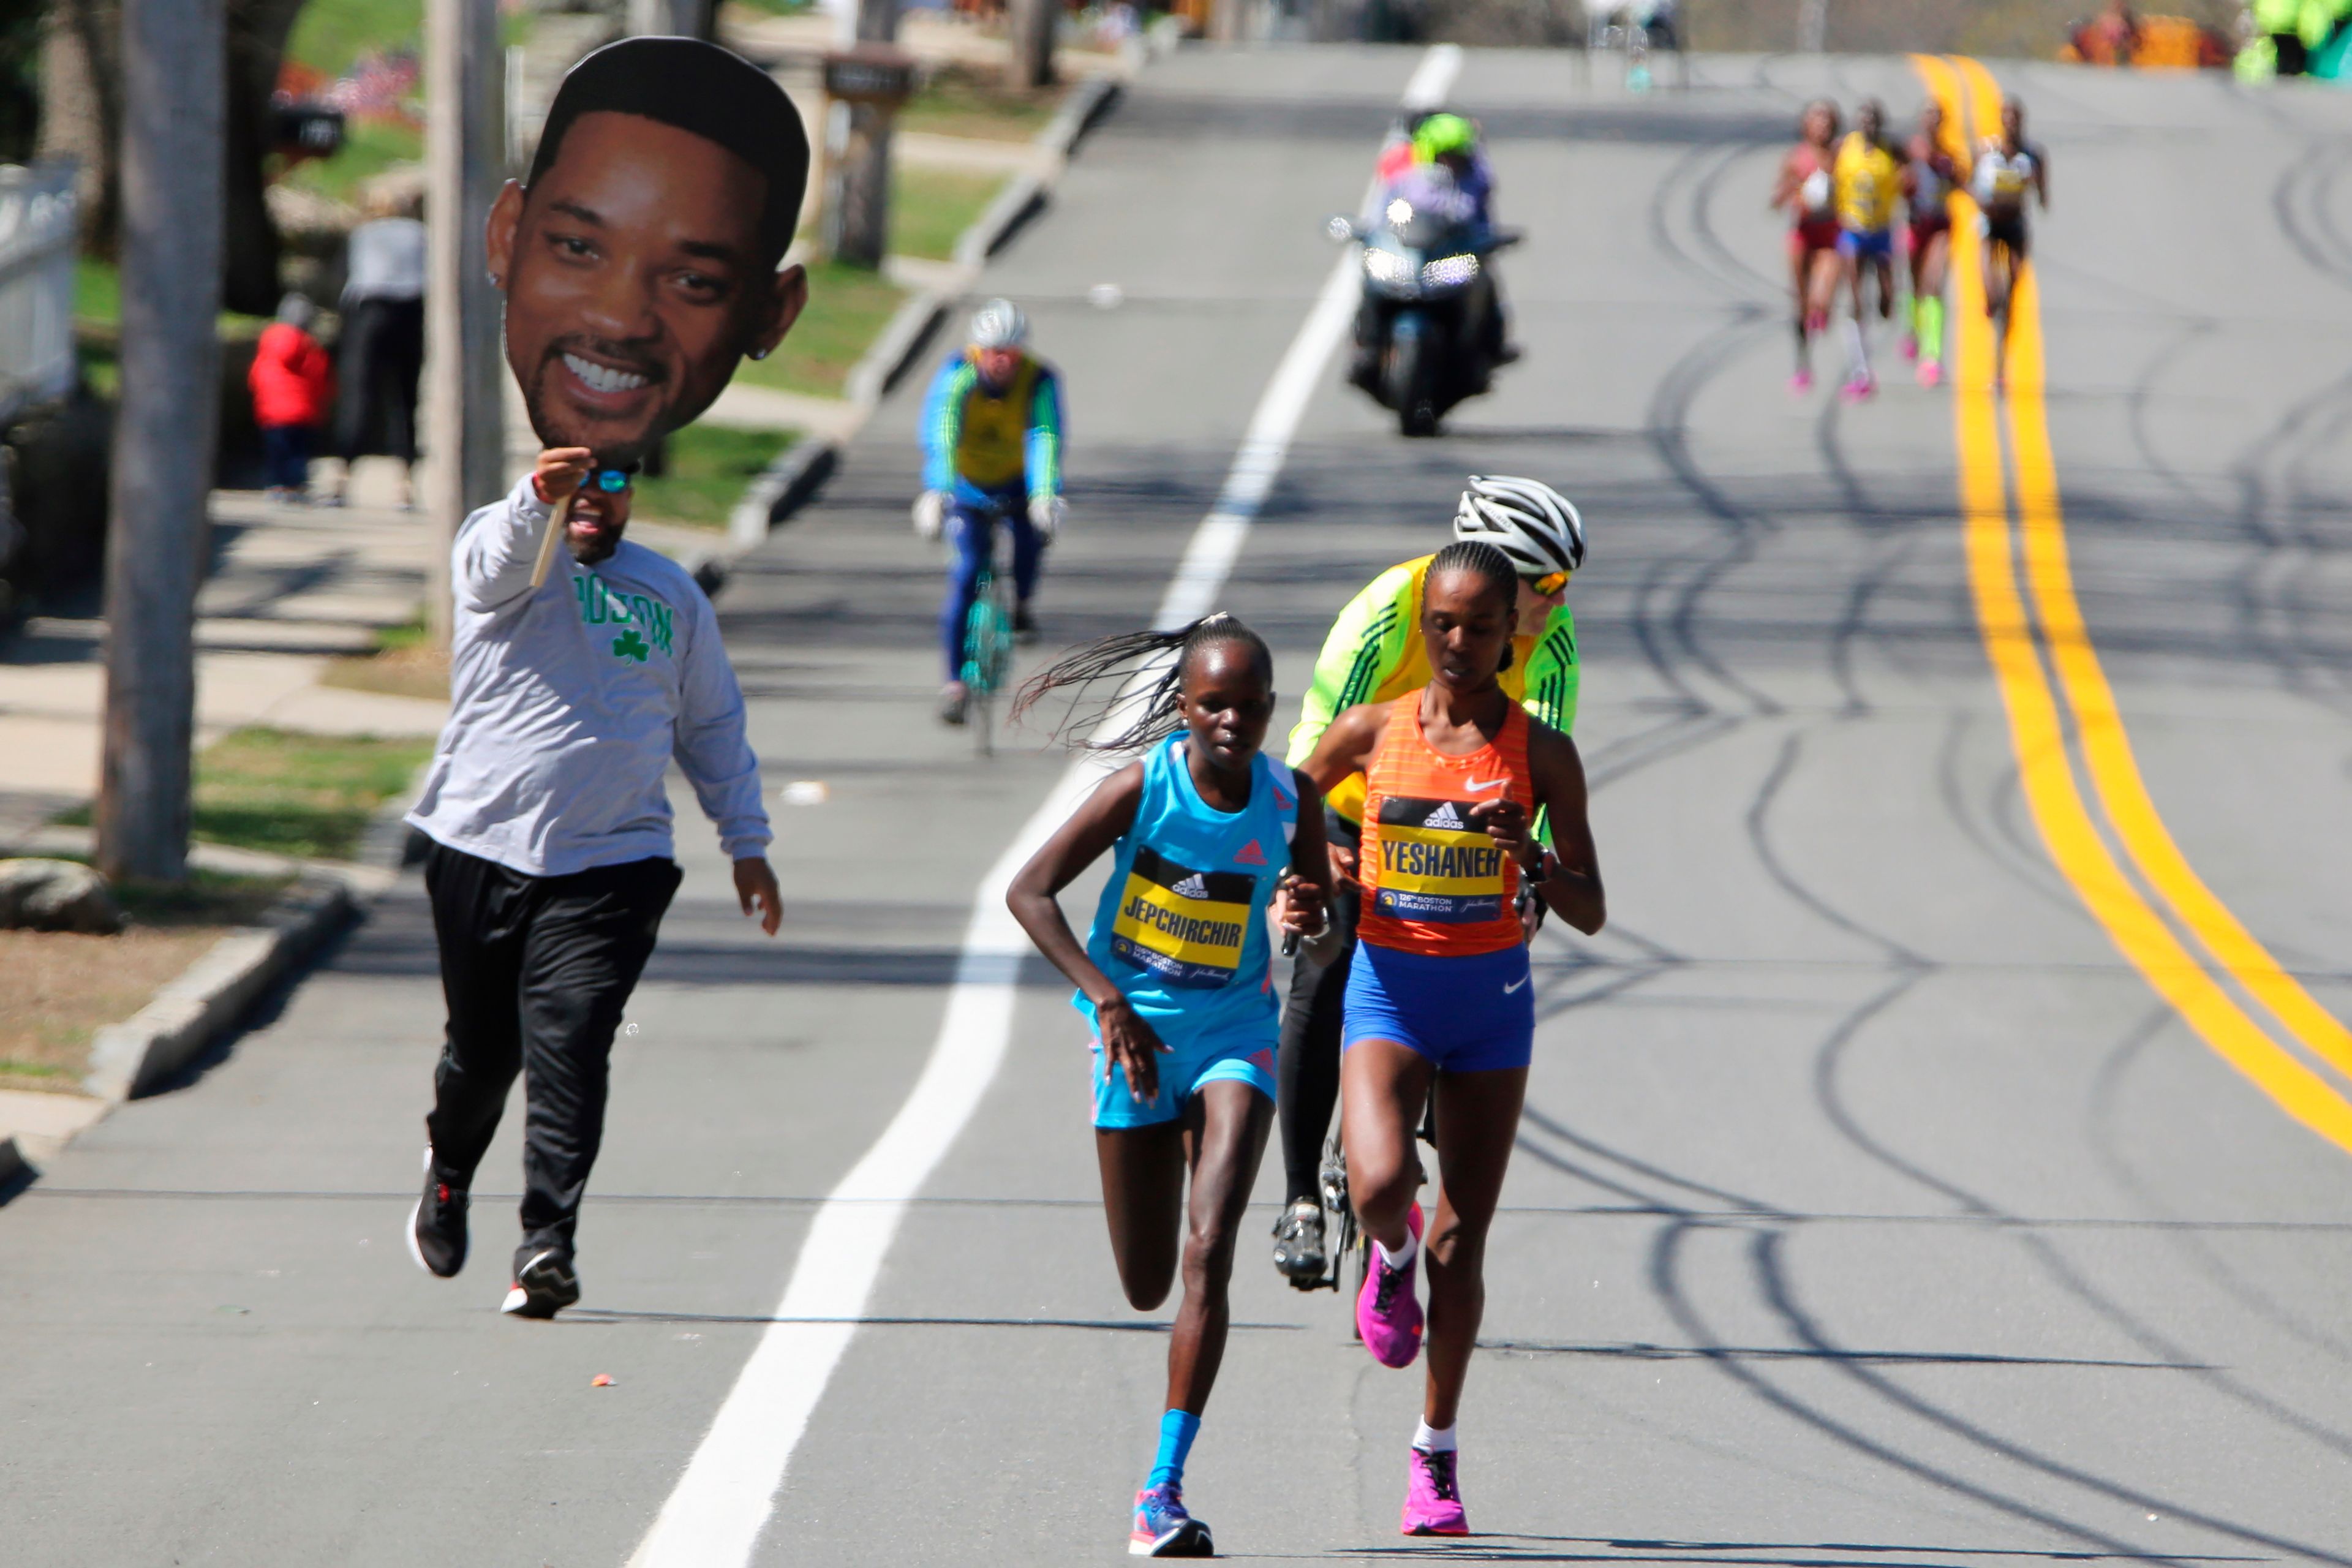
[[1504, 975, 1530, 993]]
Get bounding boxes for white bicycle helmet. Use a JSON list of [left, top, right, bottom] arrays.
[[1453, 475, 1586, 578], [970, 298, 1028, 349]]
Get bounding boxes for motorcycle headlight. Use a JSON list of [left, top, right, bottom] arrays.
[[1362, 247, 1414, 286], [1420, 253, 1480, 288]]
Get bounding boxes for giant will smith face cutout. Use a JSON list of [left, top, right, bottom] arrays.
[[487, 38, 811, 465]]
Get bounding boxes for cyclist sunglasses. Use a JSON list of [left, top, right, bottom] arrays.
[[1525, 568, 1571, 597], [589, 463, 639, 494]]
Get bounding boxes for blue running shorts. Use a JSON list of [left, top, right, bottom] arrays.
[[1342, 941, 1535, 1074], [1090, 1022, 1276, 1129], [1838, 227, 1894, 262]]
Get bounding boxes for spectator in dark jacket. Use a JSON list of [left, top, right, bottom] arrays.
[[249, 293, 335, 504]]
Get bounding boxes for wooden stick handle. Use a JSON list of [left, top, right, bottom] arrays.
[[529, 491, 573, 590]]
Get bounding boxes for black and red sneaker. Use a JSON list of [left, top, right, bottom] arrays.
[[407, 1147, 469, 1279]]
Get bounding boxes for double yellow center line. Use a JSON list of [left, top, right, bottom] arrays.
[[1913, 53, 2352, 1152]]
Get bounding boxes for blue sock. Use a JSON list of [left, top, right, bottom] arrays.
[[1147, 1409, 1201, 1491]]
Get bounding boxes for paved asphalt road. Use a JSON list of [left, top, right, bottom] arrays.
[[7, 43, 2352, 1568]]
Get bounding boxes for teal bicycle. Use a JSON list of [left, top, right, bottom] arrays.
[[959, 525, 1019, 757]]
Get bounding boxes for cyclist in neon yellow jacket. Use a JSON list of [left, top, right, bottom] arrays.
[[1268, 475, 1585, 1287], [914, 298, 1065, 725]]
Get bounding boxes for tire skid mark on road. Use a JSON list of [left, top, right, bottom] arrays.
[[1921, 53, 2352, 1157], [1751, 1227, 2352, 1564], [622, 48, 1461, 1568], [2086, 1011, 2352, 1373]]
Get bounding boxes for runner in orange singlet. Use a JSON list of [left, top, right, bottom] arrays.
[[1296, 540, 1606, 1537]]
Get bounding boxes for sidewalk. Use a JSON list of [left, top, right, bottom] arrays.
[[0, 464, 447, 849]]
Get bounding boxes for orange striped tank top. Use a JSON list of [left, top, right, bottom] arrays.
[[1357, 692, 1531, 958]]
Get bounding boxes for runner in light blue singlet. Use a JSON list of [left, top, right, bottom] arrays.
[[1077, 733, 1298, 1128]]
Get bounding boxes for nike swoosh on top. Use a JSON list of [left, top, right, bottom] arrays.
[[1503, 975, 1529, 993], [1465, 778, 1507, 793]]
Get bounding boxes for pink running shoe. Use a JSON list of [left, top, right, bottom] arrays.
[[1839, 374, 1877, 404], [1401, 1445, 1469, 1536], [1789, 369, 1814, 394], [1355, 1202, 1424, 1368], [1899, 334, 1919, 363], [1918, 360, 1943, 388]]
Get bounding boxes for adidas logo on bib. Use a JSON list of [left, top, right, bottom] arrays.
[[1172, 873, 1210, 900], [1422, 801, 1466, 831]]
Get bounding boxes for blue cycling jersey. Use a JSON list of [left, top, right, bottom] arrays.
[[918, 349, 1064, 507]]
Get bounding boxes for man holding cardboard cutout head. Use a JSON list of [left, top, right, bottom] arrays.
[[405, 39, 809, 1319]]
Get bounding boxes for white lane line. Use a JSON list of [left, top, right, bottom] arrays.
[[1403, 43, 1463, 109], [625, 44, 1460, 1568]]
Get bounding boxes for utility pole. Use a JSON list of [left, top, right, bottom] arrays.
[[94, 0, 225, 882], [1796, 0, 1828, 53], [424, 0, 508, 648]]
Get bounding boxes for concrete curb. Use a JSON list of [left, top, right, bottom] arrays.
[[82, 874, 354, 1102], [715, 62, 1143, 571], [728, 437, 842, 549]]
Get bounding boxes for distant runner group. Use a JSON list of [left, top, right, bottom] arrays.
[[1007, 477, 1604, 1556], [1775, 90, 2049, 398]]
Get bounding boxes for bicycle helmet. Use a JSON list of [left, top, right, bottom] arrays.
[[970, 298, 1028, 349], [1452, 475, 1586, 578], [1412, 112, 1478, 164]]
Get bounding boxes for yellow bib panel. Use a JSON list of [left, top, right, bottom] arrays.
[[1834, 134, 1901, 232], [954, 353, 1039, 491]]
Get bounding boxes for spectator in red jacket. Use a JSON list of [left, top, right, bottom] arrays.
[[249, 294, 335, 503]]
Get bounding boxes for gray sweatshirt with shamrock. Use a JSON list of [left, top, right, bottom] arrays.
[[406, 475, 771, 877]]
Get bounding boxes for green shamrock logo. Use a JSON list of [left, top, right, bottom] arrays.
[[611, 628, 650, 663]]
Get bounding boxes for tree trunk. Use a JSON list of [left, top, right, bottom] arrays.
[[96, 0, 227, 883], [222, 0, 306, 316], [824, 0, 902, 270], [39, 0, 298, 311], [1006, 0, 1055, 91], [824, 101, 892, 268], [38, 0, 121, 258], [423, 0, 509, 649]]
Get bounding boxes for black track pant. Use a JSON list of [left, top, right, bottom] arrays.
[[423, 842, 680, 1257], [1276, 809, 1362, 1206]]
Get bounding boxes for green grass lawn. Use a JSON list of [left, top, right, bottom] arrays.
[[897, 64, 1066, 143], [285, 0, 421, 78], [189, 728, 436, 861], [282, 118, 425, 208], [52, 728, 434, 861], [734, 260, 908, 399], [889, 166, 1007, 262], [636, 424, 797, 530]]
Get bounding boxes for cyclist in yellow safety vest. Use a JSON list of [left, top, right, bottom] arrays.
[[914, 297, 1066, 726]]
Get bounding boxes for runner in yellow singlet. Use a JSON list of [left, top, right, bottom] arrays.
[[1831, 99, 1904, 402]]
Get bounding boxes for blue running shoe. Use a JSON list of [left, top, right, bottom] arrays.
[[1129, 1484, 1213, 1557]]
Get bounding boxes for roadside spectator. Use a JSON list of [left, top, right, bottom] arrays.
[[2088, 0, 2143, 61], [328, 187, 427, 510], [249, 293, 333, 505]]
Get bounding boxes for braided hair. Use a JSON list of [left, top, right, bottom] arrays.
[[1011, 612, 1274, 757]]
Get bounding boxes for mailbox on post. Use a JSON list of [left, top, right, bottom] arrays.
[[820, 44, 918, 268], [823, 45, 916, 108]]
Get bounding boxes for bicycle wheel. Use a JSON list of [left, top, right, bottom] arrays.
[[960, 560, 1017, 758], [1319, 1127, 1365, 1324]]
